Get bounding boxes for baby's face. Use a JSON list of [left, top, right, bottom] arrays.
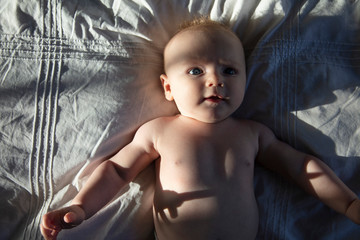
[[161, 26, 246, 123]]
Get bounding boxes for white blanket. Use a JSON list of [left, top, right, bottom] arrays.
[[1, 0, 359, 239]]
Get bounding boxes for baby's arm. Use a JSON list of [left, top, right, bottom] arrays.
[[41, 122, 159, 240], [255, 123, 360, 224]]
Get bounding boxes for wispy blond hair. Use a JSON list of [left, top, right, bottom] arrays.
[[176, 16, 232, 35]]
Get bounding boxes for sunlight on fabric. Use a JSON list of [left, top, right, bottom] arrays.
[[252, 0, 285, 19], [293, 87, 360, 157], [300, 0, 348, 17]]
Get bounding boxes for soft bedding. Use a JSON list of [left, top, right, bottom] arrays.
[[1, 0, 360, 239]]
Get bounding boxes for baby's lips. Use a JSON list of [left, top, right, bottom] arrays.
[[204, 95, 230, 103]]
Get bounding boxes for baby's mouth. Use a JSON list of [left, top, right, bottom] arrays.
[[204, 95, 229, 103]]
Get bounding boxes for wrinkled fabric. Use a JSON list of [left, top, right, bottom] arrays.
[[0, 0, 359, 239]]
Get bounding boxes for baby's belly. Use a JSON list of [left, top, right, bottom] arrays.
[[153, 186, 259, 240]]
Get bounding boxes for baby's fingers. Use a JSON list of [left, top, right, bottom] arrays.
[[40, 205, 85, 239], [57, 205, 86, 229], [40, 215, 61, 240], [62, 211, 83, 228], [346, 199, 360, 225], [40, 226, 60, 240]]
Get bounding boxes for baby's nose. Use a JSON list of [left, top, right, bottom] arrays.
[[206, 74, 224, 87]]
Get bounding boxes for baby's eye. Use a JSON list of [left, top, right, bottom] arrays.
[[223, 67, 237, 75], [188, 68, 203, 75]]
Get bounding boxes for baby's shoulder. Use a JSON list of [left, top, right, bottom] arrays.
[[131, 116, 173, 146], [234, 118, 274, 138], [141, 115, 176, 128], [136, 115, 176, 135], [132, 116, 177, 149]]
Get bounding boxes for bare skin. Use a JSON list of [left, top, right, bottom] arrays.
[[152, 116, 260, 240], [41, 22, 360, 240]]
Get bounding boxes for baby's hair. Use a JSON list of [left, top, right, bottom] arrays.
[[176, 16, 232, 34]]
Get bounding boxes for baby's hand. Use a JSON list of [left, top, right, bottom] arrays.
[[40, 205, 86, 240], [345, 199, 360, 225]]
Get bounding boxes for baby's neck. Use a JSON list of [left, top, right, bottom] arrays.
[[176, 114, 237, 133], [178, 114, 234, 124]]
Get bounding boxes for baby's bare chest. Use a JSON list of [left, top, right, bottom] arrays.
[[156, 128, 258, 190], [153, 126, 259, 239]]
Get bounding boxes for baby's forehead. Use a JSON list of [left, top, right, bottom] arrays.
[[172, 25, 233, 42], [163, 31, 244, 71], [165, 27, 239, 54]]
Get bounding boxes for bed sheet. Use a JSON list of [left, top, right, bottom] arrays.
[[1, 0, 360, 239]]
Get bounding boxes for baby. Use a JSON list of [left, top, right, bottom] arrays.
[[41, 18, 360, 240]]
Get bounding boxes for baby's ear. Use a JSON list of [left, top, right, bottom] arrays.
[[160, 74, 174, 101]]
